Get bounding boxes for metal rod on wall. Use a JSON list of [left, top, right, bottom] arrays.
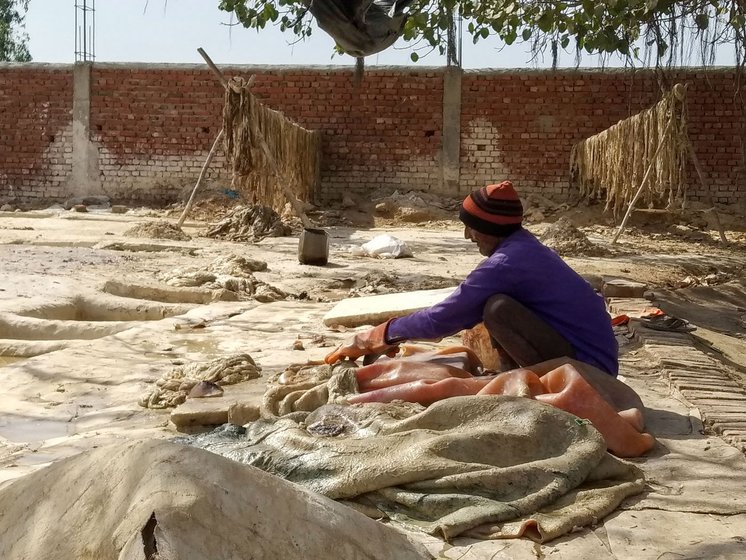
[[74, 0, 96, 62]]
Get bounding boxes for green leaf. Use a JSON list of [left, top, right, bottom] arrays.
[[414, 12, 428, 26], [522, 28, 532, 41], [695, 13, 709, 30], [410, 52, 419, 62], [505, 29, 517, 45], [538, 13, 553, 32], [480, 27, 490, 39]]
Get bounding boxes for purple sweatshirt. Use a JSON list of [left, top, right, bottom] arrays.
[[387, 228, 619, 376]]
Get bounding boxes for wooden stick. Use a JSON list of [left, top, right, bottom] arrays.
[[177, 128, 224, 228], [685, 137, 728, 243], [612, 118, 674, 244], [197, 47, 228, 89], [196, 47, 313, 229]]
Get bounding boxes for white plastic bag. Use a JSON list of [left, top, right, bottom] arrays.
[[354, 234, 413, 259]]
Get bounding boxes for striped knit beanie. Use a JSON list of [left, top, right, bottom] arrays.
[[459, 181, 524, 236]]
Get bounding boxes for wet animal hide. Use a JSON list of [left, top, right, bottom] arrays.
[[350, 355, 655, 458]]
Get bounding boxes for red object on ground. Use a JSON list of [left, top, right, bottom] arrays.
[[611, 314, 630, 327]]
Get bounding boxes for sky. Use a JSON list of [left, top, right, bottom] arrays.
[[24, 0, 737, 69]]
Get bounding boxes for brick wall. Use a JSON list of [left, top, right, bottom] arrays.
[[460, 68, 744, 203], [90, 66, 227, 203], [0, 65, 74, 203], [0, 63, 743, 206], [246, 68, 444, 204]]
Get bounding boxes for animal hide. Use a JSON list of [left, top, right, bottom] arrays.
[[181, 357, 647, 542], [306, 0, 415, 57]]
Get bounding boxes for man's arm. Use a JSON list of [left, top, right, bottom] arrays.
[[387, 255, 516, 342]]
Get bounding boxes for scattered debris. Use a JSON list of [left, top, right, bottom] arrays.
[[668, 223, 711, 242], [676, 271, 734, 288], [63, 195, 111, 210], [372, 190, 458, 223], [348, 271, 399, 296]]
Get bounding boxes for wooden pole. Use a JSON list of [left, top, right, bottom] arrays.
[[612, 118, 674, 244], [196, 47, 313, 229], [197, 47, 228, 89], [177, 128, 224, 228]]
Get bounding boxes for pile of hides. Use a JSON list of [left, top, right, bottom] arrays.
[[181, 358, 646, 542], [205, 204, 291, 241], [0, 439, 430, 560], [569, 84, 690, 217], [139, 353, 261, 409], [223, 76, 321, 213], [157, 253, 288, 302], [306, 0, 415, 57]]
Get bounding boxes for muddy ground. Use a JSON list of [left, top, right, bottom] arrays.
[[0, 192, 745, 559]]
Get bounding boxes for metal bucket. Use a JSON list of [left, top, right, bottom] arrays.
[[298, 227, 329, 266]]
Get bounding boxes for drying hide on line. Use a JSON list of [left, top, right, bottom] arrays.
[[223, 76, 321, 213], [569, 84, 690, 217], [181, 363, 645, 542], [306, 0, 416, 57]]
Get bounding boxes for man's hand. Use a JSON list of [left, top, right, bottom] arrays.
[[324, 321, 399, 364]]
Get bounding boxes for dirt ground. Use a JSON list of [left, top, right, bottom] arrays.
[[1, 193, 745, 559]]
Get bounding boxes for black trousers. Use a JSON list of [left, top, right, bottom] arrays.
[[482, 294, 576, 370]]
